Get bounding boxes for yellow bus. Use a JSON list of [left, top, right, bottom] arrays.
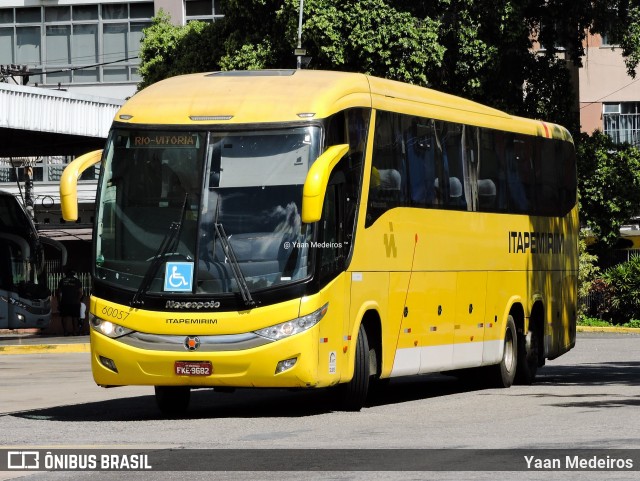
[[61, 70, 578, 415]]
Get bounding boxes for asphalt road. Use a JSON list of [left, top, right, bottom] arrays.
[[0, 331, 639, 481]]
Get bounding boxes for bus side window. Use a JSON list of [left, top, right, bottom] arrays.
[[434, 121, 467, 210], [463, 126, 480, 211], [318, 174, 345, 281], [560, 141, 578, 214], [535, 138, 554, 215], [506, 135, 535, 213], [478, 129, 506, 212], [366, 111, 409, 227], [405, 119, 437, 207]]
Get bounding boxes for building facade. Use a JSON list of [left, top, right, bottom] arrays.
[[0, 0, 224, 231], [0, 0, 225, 98], [579, 33, 640, 145]]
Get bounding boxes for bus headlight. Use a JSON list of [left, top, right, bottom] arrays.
[[254, 303, 328, 341], [90, 314, 134, 339]]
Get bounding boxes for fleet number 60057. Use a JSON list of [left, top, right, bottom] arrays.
[[101, 306, 129, 321]]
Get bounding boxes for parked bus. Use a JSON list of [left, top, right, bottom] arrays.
[[60, 70, 578, 415], [0, 190, 51, 329]]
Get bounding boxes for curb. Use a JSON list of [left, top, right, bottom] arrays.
[[576, 326, 640, 334], [0, 343, 90, 355]]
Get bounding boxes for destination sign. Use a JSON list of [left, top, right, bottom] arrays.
[[130, 134, 199, 148]]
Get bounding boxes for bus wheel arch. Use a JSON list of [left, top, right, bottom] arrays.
[[360, 310, 382, 381]]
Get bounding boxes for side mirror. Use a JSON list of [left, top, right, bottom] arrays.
[[60, 150, 103, 221], [301, 144, 349, 223], [40, 237, 68, 267]]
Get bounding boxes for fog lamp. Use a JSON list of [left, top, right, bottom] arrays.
[[99, 355, 118, 373], [275, 357, 297, 374]]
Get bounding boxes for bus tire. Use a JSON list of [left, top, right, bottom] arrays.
[[155, 386, 191, 416], [340, 324, 370, 411], [515, 324, 540, 385], [487, 315, 517, 388]]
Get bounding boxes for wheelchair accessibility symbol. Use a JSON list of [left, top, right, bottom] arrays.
[[164, 262, 194, 292]]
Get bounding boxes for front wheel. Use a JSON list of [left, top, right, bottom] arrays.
[[338, 324, 371, 411], [155, 386, 191, 417], [487, 315, 517, 388]]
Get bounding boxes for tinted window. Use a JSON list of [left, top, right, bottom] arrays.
[[365, 111, 576, 226], [367, 111, 410, 226]]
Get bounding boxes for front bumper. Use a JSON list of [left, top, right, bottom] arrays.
[[90, 324, 324, 388]]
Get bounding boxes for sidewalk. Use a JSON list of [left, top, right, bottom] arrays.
[[0, 331, 90, 355]]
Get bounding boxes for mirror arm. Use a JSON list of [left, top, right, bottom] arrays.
[[302, 144, 349, 223], [60, 150, 103, 221]]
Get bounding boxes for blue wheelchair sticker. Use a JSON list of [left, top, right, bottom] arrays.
[[164, 262, 194, 292]]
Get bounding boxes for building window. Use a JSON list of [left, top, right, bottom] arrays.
[[185, 0, 225, 23], [0, 2, 153, 87], [601, 32, 619, 47], [603, 102, 640, 146]]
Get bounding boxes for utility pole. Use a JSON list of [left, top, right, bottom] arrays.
[[10, 157, 37, 221], [295, 0, 305, 69], [24, 165, 35, 220]]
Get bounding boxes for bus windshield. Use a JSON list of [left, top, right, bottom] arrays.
[[95, 126, 321, 298], [0, 193, 48, 301]]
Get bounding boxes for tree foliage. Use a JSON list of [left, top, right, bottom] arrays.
[[579, 237, 600, 301], [287, 0, 445, 86], [598, 255, 640, 324], [137, 11, 219, 89], [577, 131, 640, 247], [138, 1, 640, 132]]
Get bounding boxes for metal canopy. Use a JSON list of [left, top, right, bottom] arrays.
[[0, 83, 123, 157]]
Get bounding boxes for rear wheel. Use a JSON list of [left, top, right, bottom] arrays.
[[487, 315, 517, 388], [339, 324, 371, 411], [515, 322, 540, 385], [155, 386, 191, 416]]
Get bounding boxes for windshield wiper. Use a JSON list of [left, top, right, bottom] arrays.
[[214, 221, 256, 308], [131, 195, 189, 307], [212, 199, 255, 307]]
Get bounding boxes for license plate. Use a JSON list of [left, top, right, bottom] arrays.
[[174, 361, 212, 376]]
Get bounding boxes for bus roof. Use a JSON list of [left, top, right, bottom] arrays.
[[117, 70, 571, 141]]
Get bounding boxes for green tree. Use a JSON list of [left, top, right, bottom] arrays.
[[137, 11, 221, 89], [578, 236, 600, 317], [577, 131, 640, 247], [600, 255, 640, 324], [138, 1, 640, 131], [389, 0, 640, 132], [139, 2, 445, 90], [283, 0, 444, 86]]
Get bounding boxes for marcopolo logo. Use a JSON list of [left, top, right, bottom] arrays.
[[165, 300, 221, 310]]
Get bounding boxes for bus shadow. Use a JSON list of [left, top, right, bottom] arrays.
[[11, 362, 640, 421], [13, 388, 334, 422], [535, 361, 640, 387], [517, 361, 640, 410], [10, 373, 475, 422]]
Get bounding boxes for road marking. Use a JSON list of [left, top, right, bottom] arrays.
[[0, 343, 90, 355]]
